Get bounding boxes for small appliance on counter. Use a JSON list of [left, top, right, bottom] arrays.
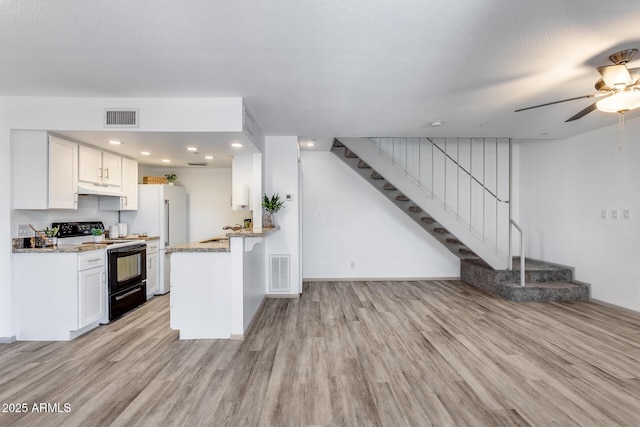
[[117, 222, 128, 238]]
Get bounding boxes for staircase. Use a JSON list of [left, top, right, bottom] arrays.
[[331, 137, 590, 302], [332, 139, 480, 262]]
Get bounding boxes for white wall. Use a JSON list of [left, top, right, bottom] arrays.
[[139, 166, 249, 242], [264, 136, 301, 294], [301, 151, 460, 279], [519, 116, 640, 311]]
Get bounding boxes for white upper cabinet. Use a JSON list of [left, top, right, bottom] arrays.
[[49, 136, 79, 209], [79, 146, 122, 188], [12, 130, 78, 210], [99, 157, 138, 211]]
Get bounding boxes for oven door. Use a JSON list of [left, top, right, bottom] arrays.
[[108, 244, 147, 295]]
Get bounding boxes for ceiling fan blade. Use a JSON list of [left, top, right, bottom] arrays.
[[565, 103, 598, 122], [565, 92, 614, 122], [515, 94, 595, 112]]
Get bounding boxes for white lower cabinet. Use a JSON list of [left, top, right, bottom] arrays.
[[146, 240, 160, 298], [13, 250, 106, 341], [79, 265, 106, 328]]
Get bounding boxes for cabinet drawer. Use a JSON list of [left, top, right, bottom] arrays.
[[146, 241, 160, 254], [78, 251, 105, 271]]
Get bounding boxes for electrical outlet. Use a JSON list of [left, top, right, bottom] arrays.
[[350, 261, 356, 269], [285, 194, 293, 201], [611, 210, 619, 219]]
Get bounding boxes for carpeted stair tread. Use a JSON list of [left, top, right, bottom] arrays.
[[396, 195, 410, 202], [460, 258, 589, 302], [421, 217, 436, 224], [458, 248, 476, 256], [371, 172, 384, 179], [345, 149, 358, 158], [357, 160, 371, 169], [383, 183, 397, 191], [446, 238, 463, 245], [408, 206, 422, 213], [433, 227, 449, 234], [332, 139, 345, 148]]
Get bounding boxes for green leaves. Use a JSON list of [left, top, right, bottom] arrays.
[[262, 193, 285, 213], [90, 228, 104, 236], [43, 226, 59, 238]]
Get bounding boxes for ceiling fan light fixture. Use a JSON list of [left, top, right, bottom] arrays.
[[595, 90, 640, 113], [597, 65, 633, 88]]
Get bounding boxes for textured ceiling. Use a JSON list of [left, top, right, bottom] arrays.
[[2, 0, 640, 149]]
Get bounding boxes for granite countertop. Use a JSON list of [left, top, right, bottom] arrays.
[[166, 226, 279, 253], [12, 235, 161, 254], [224, 226, 279, 238], [166, 240, 231, 253]]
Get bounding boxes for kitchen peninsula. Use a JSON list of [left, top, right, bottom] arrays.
[[167, 227, 278, 340]]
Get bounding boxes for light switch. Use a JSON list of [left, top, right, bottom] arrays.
[[623, 209, 631, 219], [611, 209, 618, 219], [601, 210, 607, 219]]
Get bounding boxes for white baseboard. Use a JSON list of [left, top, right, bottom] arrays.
[[303, 277, 461, 282], [590, 299, 640, 316], [266, 294, 300, 299], [0, 336, 16, 344]]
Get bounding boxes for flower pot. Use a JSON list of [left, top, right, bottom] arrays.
[[94, 235, 104, 243], [168, 182, 174, 186], [264, 213, 274, 227]]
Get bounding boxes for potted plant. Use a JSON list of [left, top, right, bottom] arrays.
[[262, 193, 285, 227], [91, 227, 105, 243], [165, 173, 177, 185], [44, 226, 59, 246]]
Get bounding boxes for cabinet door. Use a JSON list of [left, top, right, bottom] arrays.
[[146, 251, 159, 298], [48, 136, 79, 209], [121, 157, 138, 210], [102, 152, 122, 187], [78, 267, 105, 329], [78, 145, 103, 184]]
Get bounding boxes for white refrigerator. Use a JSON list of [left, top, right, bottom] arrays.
[[121, 184, 187, 294]]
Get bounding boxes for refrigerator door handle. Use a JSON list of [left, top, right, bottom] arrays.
[[165, 199, 170, 246]]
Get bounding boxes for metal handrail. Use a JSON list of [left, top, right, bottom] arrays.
[[427, 138, 508, 203], [509, 219, 525, 287]]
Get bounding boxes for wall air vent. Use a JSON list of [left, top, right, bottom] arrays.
[[104, 108, 139, 128], [269, 255, 290, 292], [187, 162, 209, 166]]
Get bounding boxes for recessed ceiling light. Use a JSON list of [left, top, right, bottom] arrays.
[[430, 121, 443, 127], [186, 146, 198, 151], [161, 159, 171, 163], [205, 155, 214, 160], [140, 151, 151, 156], [108, 140, 123, 145], [231, 142, 243, 148]]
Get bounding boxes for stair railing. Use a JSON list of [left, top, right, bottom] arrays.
[[369, 137, 511, 262], [509, 220, 525, 287]]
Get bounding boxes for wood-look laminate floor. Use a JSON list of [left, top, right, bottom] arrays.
[[2, 280, 640, 426]]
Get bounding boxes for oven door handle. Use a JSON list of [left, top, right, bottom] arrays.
[[109, 245, 146, 256], [115, 286, 143, 301]]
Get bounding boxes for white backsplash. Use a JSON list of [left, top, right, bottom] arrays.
[[11, 195, 120, 237]]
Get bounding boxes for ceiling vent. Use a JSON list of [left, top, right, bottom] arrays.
[[187, 162, 209, 166], [104, 108, 139, 128]]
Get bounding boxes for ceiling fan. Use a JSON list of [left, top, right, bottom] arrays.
[[515, 49, 640, 122]]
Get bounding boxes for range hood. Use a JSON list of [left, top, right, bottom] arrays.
[[77, 183, 126, 197]]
